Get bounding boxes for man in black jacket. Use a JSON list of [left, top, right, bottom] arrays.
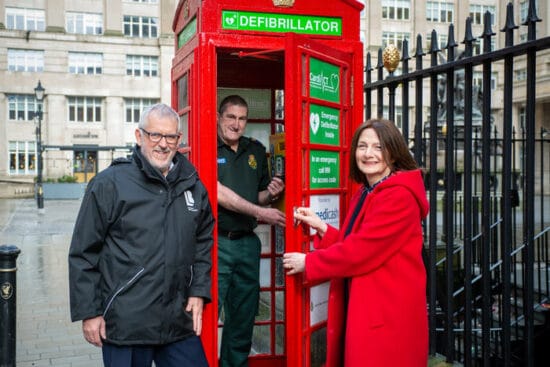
[[69, 103, 214, 367]]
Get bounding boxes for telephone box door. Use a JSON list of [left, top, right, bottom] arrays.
[[284, 33, 358, 367]]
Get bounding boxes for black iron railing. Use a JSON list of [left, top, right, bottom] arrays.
[[364, 1, 550, 366]]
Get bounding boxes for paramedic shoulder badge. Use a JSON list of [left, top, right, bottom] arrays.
[[248, 154, 257, 170]]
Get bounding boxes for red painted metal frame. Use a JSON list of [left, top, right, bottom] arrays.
[[171, 1, 364, 366]]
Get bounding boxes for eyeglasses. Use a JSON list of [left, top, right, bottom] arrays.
[[140, 128, 181, 145]]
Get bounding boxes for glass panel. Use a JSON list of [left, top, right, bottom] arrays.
[[259, 258, 271, 287], [310, 327, 327, 367], [178, 73, 188, 110], [251, 324, 271, 355], [275, 225, 285, 254], [275, 89, 284, 120], [275, 291, 284, 321], [257, 291, 271, 322], [244, 123, 271, 151], [275, 324, 285, 355], [255, 224, 271, 254], [275, 257, 284, 287], [180, 113, 189, 148]]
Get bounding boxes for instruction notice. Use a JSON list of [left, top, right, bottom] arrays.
[[310, 150, 339, 189]]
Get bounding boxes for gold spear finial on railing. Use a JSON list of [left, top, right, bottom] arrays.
[[382, 44, 401, 74]]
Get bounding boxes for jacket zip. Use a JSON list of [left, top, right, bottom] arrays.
[[103, 267, 145, 317]]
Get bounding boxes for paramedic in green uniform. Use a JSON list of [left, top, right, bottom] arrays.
[[217, 95, 286, 367]]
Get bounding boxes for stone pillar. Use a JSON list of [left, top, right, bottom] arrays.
[[46, 0, 66, 33], [103, 0, 122, 36]]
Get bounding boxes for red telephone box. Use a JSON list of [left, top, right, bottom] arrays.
[[171, 1, 364, 366]]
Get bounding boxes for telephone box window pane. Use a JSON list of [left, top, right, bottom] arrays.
[[275, 89, 284, 120], [255, 224, 271, 254], [244, 123, 271, 151], [275, 324, 285, 355], [251, 325, 271, 355], [275, 257, 284, 287], [257, 291, 271, 322], [275, 291, 284, 321], [178, 74, 188, 110], [259, 258, 271, 287], [179, 113, 189, 148], [310, 327, 327, 367]]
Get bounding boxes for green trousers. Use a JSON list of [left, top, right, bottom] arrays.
[[218, 233, 261, 367]]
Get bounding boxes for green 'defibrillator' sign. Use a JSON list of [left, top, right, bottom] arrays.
[[221, 11, 342, 37]]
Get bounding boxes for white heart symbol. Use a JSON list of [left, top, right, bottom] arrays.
[[226, 17, 235, 26], [310, 112, 320, 135], [330, 74, 340, 92]]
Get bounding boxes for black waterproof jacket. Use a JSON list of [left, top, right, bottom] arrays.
[[69, 146, 214, 346]]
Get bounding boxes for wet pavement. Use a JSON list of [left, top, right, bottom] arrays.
[[0, 198, 102, 367]]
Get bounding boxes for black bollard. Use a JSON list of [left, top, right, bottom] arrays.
[[0, 245, 21, 367]]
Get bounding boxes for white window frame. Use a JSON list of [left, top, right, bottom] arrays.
[[6, 7, 45, 31], [8, 49, 44, 72], [125, 98, 159, 123], [9, 141, 37, 175], [66, 12, 103, 35], [382, 31, 410, 53], [68, 52, 103, 74], [126, 55, 159, 77], [8, 94, 40, 121], [68, 97, 103, 123], [469, 4, 496, 25], [425, 33, 448, 52], [123, 16, 158, 38], [382, 0, 411, 21], [473, 71, 498, 91], [426, 1, 454, 23]]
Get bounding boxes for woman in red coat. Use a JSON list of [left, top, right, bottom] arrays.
[[284, 119, 429, 367]]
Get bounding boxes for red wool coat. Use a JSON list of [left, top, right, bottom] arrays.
[[305, 169, 430, 367]]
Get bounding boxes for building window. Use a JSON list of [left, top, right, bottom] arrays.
[[126, 55, 159, 76], [123, 16, 158, 38], [383, 106, 403, 128], [518, 106, 526, 130], [515, 69, 527, 81], [6, 7, 45, 31], [125, 98, 158, 123], [473, 71, 498, 91], [68, 97, 102, 123], [9, 141, 36, 175], [520, 0, 539, 23], [8, 49, 44, 72], [473, 38, 496, 55], [426, 1, 454, 23], [66, 12, 103, 35], [469, 4, 496, 25], [68, 52, 103, 74], [382, 0, 410, 20], [8, 95, 41, 121], [382, 31, 410, 53], [425, 33, 447, 52]]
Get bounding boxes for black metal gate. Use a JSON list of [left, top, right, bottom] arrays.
[[364, 1, 549, 366]]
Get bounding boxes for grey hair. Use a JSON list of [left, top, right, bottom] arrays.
[[138, 103, 180, 131]]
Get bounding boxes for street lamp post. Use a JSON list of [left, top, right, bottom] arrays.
[[34, 81, 45, 209]]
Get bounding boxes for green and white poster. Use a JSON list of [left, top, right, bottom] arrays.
[[310, 150, 339, 189], [309, 104, 340, 146], [309, 58, 340, 103]]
